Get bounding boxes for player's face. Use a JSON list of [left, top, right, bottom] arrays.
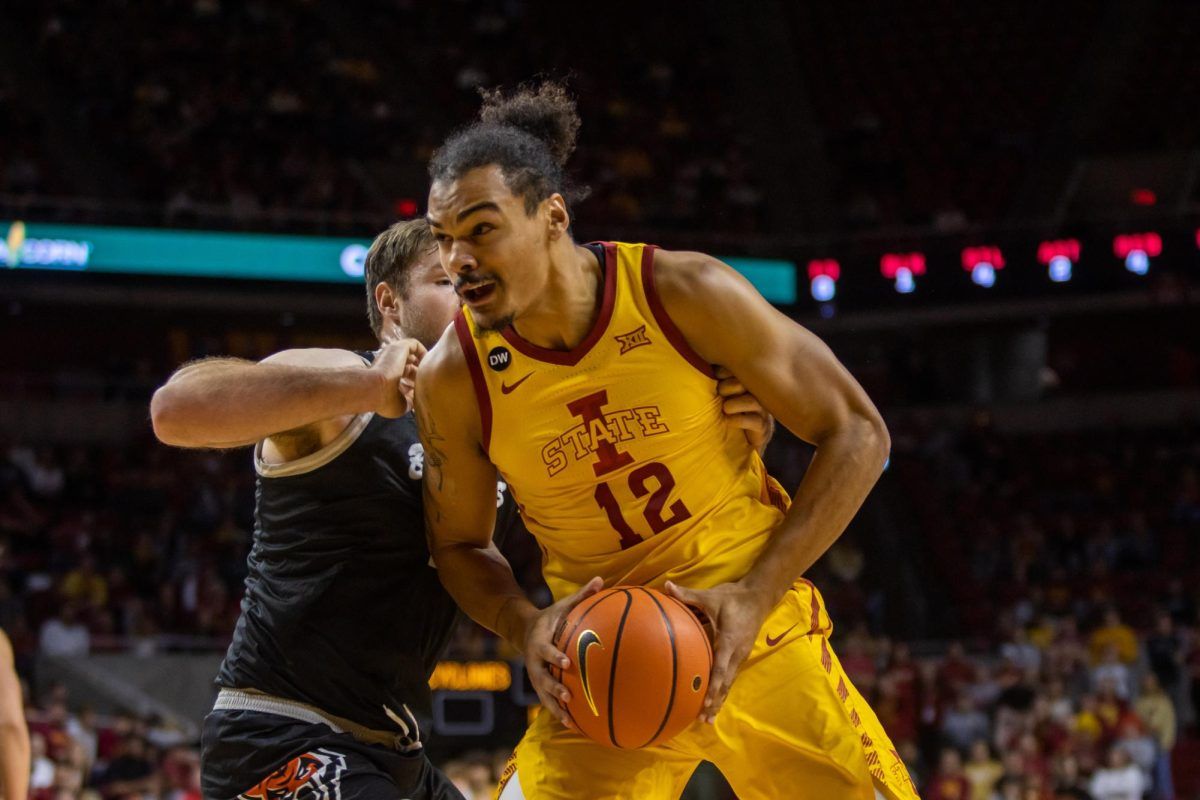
[[398, 249, 459, 349], [426, 165, 554, 332]]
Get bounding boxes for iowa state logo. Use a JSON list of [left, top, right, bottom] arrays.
[[541, 389, 670, 477], [238, 749, 347, 800]]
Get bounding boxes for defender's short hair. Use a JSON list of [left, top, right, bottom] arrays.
[[363, 219, 436, 337]]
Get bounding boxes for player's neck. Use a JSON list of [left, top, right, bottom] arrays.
[[511, 243, 603, 351]]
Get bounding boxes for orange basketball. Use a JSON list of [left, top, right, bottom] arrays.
[[551, 586, 712, 749]]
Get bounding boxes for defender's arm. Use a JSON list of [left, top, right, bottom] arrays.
[[150, 343, 422, 450]]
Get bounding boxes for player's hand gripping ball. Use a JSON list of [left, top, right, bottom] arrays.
[[551, 586, 712, 748]]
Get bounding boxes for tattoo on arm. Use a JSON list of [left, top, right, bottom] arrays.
[[417, 404, 449, 493]]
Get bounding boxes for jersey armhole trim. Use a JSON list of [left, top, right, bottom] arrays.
[[454, 310, 493, 455], [254, 351, 375, 477], [640, 246, 716, 378], [254, 411, 375, 478]]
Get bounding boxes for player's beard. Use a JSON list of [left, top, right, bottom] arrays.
[[473, 311, 515, 334], [399, 305, 448, 351]]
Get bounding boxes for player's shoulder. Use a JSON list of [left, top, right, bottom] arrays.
[[259, 347, 369, 369], [647, 247, 747, 319], [415, 320, 483, 439], [417, 321, 475, 403]]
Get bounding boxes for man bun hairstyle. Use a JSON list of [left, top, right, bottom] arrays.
[[429, 80, 587, 214], [478, 82, 580, 168]]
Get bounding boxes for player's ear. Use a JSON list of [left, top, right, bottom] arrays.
[[375, 281, 402, 326], [545, 193, 570, 241]]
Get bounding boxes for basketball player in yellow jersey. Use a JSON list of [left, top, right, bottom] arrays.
[[417, 83, 921, 800]]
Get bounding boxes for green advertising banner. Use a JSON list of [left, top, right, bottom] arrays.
[[1, 220, 797, 303]]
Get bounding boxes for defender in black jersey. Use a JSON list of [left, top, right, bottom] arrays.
[[152, 219, 480, 800]]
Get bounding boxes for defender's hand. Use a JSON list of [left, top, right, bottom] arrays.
[[665, 580, 774, 724], [370, 338, 426, 417], [523, 577, 604, 729], [716, 367, 774, 453]]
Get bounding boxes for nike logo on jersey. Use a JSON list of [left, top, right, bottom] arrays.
[[765, 623, 798, 647], [576, 629, 604, 716], [500, 372, 534, 394]]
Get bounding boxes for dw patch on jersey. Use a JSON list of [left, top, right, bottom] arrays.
[[237, 748, 347, 800]]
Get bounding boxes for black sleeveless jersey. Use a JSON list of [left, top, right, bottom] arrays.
[[215, 351, 520, 732]]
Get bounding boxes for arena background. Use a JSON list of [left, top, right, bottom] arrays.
[[1, 1, 1199, 798]]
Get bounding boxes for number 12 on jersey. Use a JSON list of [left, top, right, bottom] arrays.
[[593, 462, 692, 550]]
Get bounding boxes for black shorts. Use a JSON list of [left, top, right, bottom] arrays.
[[201, 709, 465, 800]]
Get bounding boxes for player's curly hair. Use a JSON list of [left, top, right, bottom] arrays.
[[429, 80, 589, 214]]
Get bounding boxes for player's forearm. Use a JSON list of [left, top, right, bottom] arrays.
[[434, 541, 540, 649], [0, 720, 30, 800], [151, 359, 381, 448], [740, 413, 889, 604]]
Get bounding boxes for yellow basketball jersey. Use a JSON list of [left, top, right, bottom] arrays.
[[454, 242, 788, 601]]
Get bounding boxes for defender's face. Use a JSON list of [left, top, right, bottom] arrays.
[[400, 249, 460, 349], [426, 165, 551, 332]]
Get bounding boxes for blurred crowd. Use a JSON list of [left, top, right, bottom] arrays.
[[2, 402, 1199, 799], [20, 682, 199, 800], [874, 418, 1200, 800], [833, 616, 1192, 800], [6, 1, 1196, 237], [3, 0, 763, 234], [0, 439, 253, 668]]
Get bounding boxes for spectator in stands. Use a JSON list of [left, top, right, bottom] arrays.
[[879, 642, 920, 743], [936, 642, 978, 704], [1044, 678, 1076, 727], [839, 626, 879, 697], [95, 734, 157, 799], [962, 739, 1002, 800], [28, 732, 55, 796], [1113, 718, 1156, 786], [926, 747, 971, 800], [1091, 645, 1133, 701], [995, 751, 1029, 796], [1160, 578, 1196, 627], [941, 693, 991, 752], [1133, 673, 1176, 800], [1001, 627, 1042, 675], [1089, 609, 1138, 665], [61, 556, 108, 612], [38, 605, 90, 658], [1050, 754, 1092, 800], [1144, 611, 1184, 699], [65, 705, 98, 777], [1188, 638, 1200, 734], [50, 760, 84, 799], [1088, 747, 1145, 800]]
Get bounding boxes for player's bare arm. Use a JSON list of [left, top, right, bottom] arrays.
[[0, 630, 29, 800], [150, 340, 424, 455], [417, 329, 604, 728], [654, 248, 890, 722]]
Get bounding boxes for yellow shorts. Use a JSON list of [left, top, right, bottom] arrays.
[[497, 581, 921, 800]]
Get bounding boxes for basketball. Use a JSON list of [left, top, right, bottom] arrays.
[[551, 586, 712, 749]]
